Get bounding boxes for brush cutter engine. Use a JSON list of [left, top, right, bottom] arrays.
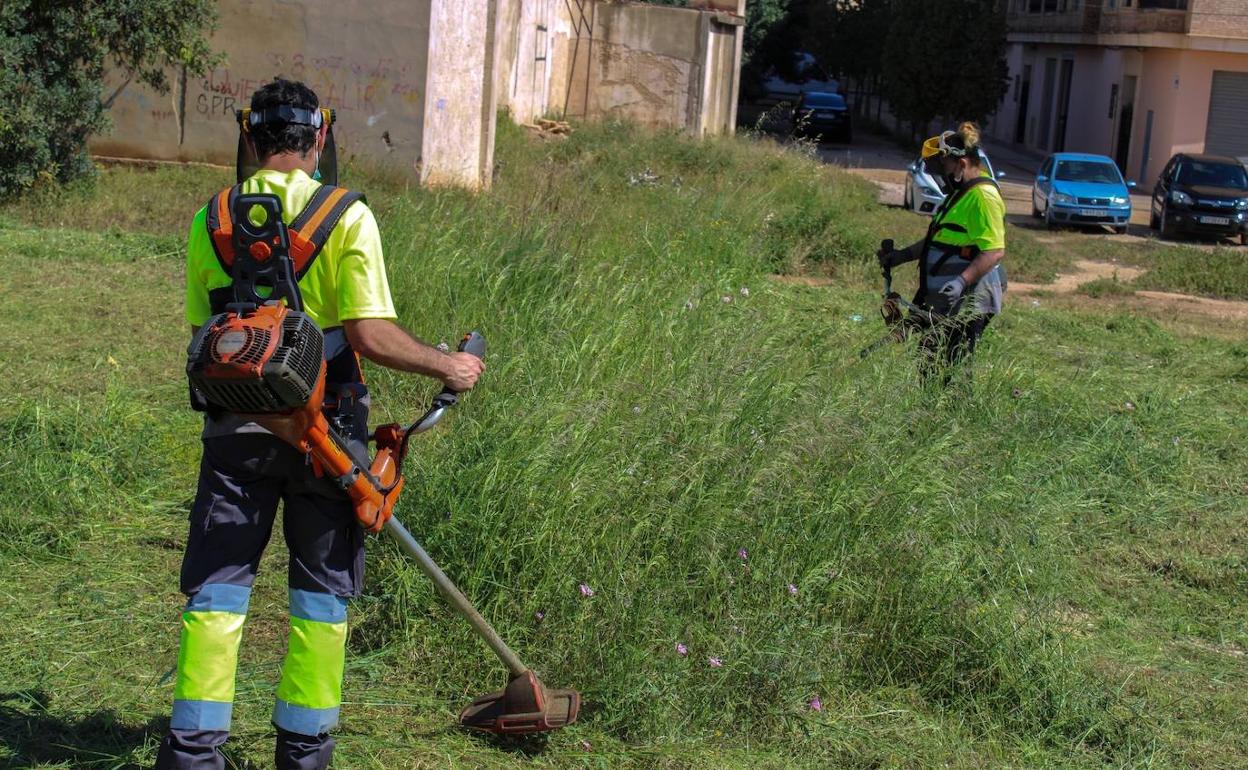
[[187, 303, 324, 414]]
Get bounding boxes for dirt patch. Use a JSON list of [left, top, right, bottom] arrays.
[[1011, 259, 1145, 294], [1011, 259, 1248, 321]]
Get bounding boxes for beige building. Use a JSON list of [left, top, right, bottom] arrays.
[[985, 0, 1248, 187]]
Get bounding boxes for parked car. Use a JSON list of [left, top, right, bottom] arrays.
[[1150, 153, 1248, 245], [791, 91, 851, 143], [904, 152, 1005, 215], [1031, 153, 1134, 234]]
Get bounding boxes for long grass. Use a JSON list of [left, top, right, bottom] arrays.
[[0, 122, 1245, 768]]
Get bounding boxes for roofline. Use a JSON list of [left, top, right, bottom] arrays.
[[1008, 31, 1248, 54]]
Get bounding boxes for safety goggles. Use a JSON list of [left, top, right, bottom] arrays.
[[921, 130, 968, 161], [236, 106, 335, 133]]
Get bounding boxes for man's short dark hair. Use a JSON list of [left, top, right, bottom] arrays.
[[248, 79, 320, 160]]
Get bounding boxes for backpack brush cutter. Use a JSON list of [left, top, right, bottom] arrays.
[[186, 192, 579, 735]]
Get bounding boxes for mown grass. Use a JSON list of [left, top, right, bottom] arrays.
[[0, 122, 1245, 769]]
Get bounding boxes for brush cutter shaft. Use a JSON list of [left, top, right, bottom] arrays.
[[382, 516, 528, 676]]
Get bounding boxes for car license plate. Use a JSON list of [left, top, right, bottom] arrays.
[[1078, 208, 1106, 217], [1199, 216, 1230, 226]]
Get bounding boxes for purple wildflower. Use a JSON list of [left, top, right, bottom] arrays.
[[788, 583, 798, 595], [809, 696, 823, 712], [579, 583, 594, 598], [708, 656, 723, 668], [534, 611, 545, 622], [580, 740, 593, 751], [737, 547, 748, 562], [676, 642, 688, 657]]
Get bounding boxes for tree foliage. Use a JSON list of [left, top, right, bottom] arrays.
[[0, 0, 219, 197], [880, 0, 1009, 132]]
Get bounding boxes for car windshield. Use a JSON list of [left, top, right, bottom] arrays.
[[802, 93, 845, 109], [1175, 160, 1248, 189], [1054, 160, 1122, 184]]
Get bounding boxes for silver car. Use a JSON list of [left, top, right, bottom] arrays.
[[903, 152, 1006, 215]]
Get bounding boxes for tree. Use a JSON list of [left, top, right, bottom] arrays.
[[880, 0, 1009, 136], [0, 0, 219, 197]]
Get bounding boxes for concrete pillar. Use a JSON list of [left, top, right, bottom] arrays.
[[422, 0, 500, 189]]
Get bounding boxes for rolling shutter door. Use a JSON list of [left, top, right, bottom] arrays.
[[1205, 71, 1248, 161]]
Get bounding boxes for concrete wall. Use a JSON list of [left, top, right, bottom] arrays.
[[93, 0, 500, 190], [495, 0, 562, 124], [554, 0, 744, 135]]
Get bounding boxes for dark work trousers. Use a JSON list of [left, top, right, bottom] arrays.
[[155, 433, 365, 770], [918, 314, 992, 387]]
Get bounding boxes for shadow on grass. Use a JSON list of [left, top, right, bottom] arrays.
[[0, 690, 164, 770]]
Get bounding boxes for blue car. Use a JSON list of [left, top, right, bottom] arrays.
[[1031, 153, 1136, 234]]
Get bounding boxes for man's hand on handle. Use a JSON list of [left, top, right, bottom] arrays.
[[344, 318, 486, 389], [442, 352, 484, 392]]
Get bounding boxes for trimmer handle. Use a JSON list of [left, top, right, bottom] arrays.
[[879, 238, 895, 288], [434, 330, 487, 404]]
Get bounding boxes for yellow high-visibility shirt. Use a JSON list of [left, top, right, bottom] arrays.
[[185, 169, 397, 329]]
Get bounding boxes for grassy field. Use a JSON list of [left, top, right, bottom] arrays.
[[1, 122, 1245, 769]]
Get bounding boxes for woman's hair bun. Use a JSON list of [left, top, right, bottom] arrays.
[[957, 121, 981, 151]]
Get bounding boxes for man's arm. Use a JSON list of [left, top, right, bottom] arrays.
[[879, 240, 923, 268], [960, 249, 1004, 285], [344, 318, 483, 392]]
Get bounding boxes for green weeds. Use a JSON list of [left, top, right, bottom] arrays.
[[0, 123, 1244, 768]]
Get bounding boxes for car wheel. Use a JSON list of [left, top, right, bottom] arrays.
[[1159, 204, 1175, 239], [1044, 203, 1055, 230], [904, 183, 912, 211], [1031, 196, 1042, 219], [1115, 225, 1128, 236], [1149, 208, 1159, 230]]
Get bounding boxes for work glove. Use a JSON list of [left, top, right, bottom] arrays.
[[938, 275, 967, 304]]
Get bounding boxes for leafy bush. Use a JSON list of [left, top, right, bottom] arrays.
[[0, 0, 218, 197]]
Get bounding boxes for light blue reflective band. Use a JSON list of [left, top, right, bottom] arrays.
[[171, 699, 233, 731], [273, 698, 340, 736], [187, 583, 252, 615], [289, 589, 348, 623]]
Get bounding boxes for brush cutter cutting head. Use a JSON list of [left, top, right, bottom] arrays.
[[459, 670, 580, 735]]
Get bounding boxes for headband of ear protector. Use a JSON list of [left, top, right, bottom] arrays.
[[234, 105, 339, 185], [236, 106, 335, 133], [922, 130, 973, 161]]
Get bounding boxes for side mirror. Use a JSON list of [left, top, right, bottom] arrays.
[[1036, 175, 1048, 183], [996, 170, 1007, 179], [907, 162, 917, 173], [1126, 180, 1138, 189]]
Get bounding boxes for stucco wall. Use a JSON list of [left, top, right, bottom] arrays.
[[1124, 48, 1248, 184]]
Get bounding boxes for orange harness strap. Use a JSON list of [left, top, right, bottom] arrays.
[[205, 183, 365, 278]]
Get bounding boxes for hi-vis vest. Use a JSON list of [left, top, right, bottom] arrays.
[[917, 176, 1006, 315], [203, 183, 371, 439]]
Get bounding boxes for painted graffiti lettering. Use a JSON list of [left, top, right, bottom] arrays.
[[196, 92, 239, 117]]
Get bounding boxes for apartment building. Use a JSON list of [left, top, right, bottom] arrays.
[[984, 0, 1248, 187]]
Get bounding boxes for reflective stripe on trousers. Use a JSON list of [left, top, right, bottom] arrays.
[[273, 589, 349, 735], [170, 583, 251, 731], [168, 586, 348, 736]]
